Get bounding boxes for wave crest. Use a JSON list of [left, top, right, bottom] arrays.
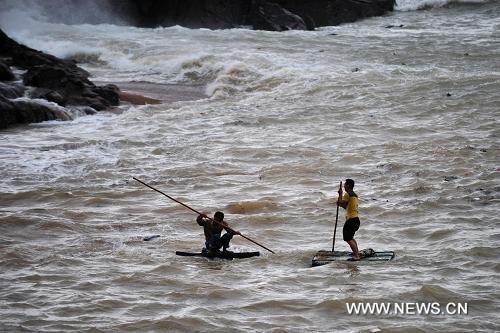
[[66, 51, 107, 66], [225, 199, 279, 214], [396, 0, 492, 11]]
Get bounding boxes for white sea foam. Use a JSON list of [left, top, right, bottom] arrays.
[[395, 0, 491, 11], [11, 97, 97, 121], [12, 97, 73, 120], [0, 0, 128, 27], [1, 3, 499, 332]]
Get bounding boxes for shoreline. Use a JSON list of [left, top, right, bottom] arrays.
[[96, 81, 208, 106], [1, 24, 210, 130]]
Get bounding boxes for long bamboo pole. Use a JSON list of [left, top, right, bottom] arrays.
[[332, 181, 342, 252], [133, 177, 275, 254]]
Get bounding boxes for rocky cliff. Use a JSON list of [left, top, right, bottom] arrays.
[[0, 29, 120, 129], [127, 0, 396, 31]]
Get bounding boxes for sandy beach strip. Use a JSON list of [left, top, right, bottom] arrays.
[[96, 81, 208, 105]]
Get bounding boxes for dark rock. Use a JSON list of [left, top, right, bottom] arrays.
[[22, 64, 106, 109], [79, 106, 98, 115], [259, 0, 396, 29], [12, 0, 395, 30], [0, 95, 67, 129], [251, 1, 307, 31], [13, 100, 62, 123], [91, 84, 120, 106], [0, 81, 25, 99], [385, 24, 404, 28], [125, 0, 396, 31], [0, 96, 18, 128], [30, 88, 66, 106], [0, 28, 121, 129], [132, 0, 252, 29], [66, 84, 120, 110], [0, 60, 15, 81], [301, 14, 316, 31], [1, 33, 84, 74], [66, 95, 108, 111], [23, 64, 92, 92]]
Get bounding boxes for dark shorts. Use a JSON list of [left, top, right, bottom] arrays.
[[343, 217, 360, 241], [206, 233, 233, 251]]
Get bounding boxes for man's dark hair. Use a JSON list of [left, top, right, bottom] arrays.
[[214, 211, 224, 220], [345, 179, 355, 188]]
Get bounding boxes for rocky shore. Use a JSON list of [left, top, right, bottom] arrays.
[[0, 29, 121, 130], [0, 0, 396, 129], [121, 0, 396, 31]]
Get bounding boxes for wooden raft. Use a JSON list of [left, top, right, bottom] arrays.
[[312, 248, 395, 266], [176, 250, 260, 260]]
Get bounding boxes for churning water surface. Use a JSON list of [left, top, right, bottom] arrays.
[[1, 0, 499, 332]]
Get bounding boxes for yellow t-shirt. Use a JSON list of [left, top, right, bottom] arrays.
[[343, 192, 359, 220]]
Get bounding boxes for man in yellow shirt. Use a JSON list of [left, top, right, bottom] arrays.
[[337, 179, 361, 260]]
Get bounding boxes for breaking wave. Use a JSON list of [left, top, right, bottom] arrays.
[[396, 0, 493, 11]]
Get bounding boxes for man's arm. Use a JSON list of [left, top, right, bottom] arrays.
[[197, 214, 207, 226], [223, 221, 241, 235], [338, 199, 348, 209], [337, 190, 348, 209]]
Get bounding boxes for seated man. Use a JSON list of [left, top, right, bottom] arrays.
[[197, 211, 239, 253]]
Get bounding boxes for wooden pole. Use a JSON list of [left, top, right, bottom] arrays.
[[133, 177, 275, 254], [332, 181, 342, 252]]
